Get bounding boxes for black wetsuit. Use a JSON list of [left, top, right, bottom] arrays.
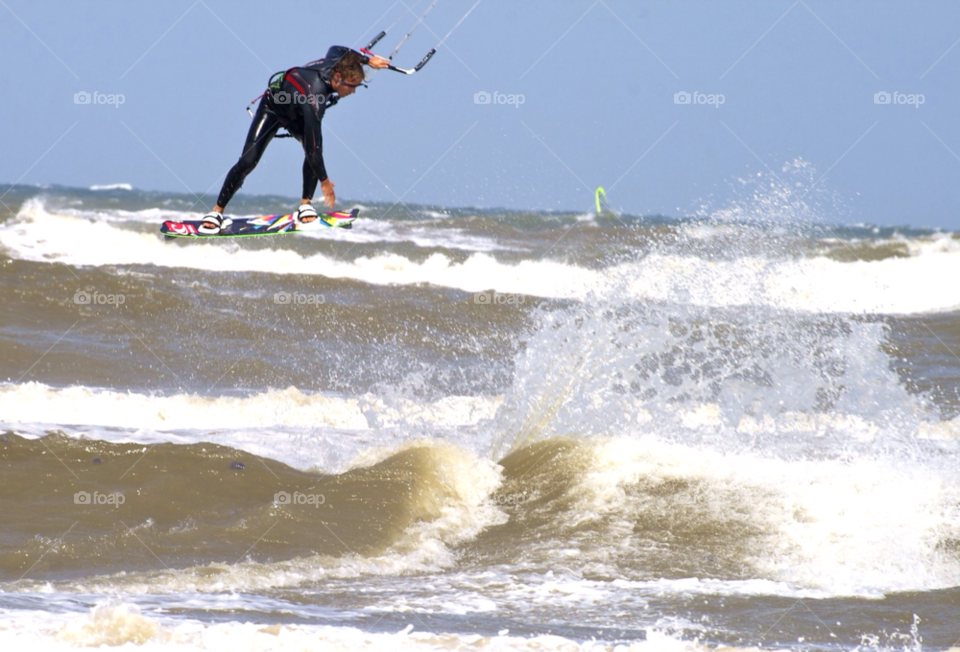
[[216, 46, 367, 208]]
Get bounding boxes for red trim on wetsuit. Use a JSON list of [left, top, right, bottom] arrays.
[[285, 69, 306, 95]]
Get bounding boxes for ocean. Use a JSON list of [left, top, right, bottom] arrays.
[[1, 174, 959, 651]]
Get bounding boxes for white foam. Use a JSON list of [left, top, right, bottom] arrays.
[[55, 205, 202, 224], [826, 231, 960, 258], [0, 382, 368, 430], [918, 417, 960, 440], [361, 394, 502, 429], [0, 382, 500, 431], [5, 200, 960, 313], [0, 382, 503, 470], [38, 200, 514, 252], [88, 183, 133, 191], [568, 437, 960, 596], [297, 216, 516, 252], [0, 603, 691, 651], [735, 411, 882, 441], [0, 201, 586, 297], [903, 232, 960, 256], [624, 251, 960, 314]]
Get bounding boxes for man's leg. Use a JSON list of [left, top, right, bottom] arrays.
[[293, 99, 330, 223], [206, 99, 282, 224], [296, 159, 320, 222]]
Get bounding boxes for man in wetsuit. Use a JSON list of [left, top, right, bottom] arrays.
[[200, 46, 390, 233]]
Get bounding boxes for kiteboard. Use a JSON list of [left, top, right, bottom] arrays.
[[160, 209, 359, 238]]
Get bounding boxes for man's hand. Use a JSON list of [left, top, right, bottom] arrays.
[[367, 55, 390, 70], [321, 179, 336, 208]]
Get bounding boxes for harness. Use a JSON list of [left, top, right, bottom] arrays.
[[246, 68, 339, 138]]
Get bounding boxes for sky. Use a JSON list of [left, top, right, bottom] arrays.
[[1, 0, 958, 228]]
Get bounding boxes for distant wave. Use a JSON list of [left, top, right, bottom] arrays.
[[89, 183, 133, 191]]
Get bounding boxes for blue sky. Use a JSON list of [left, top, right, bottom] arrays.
[[1, 1, 958, 227]]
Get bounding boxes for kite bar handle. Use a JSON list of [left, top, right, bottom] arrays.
[[366, 31, 386, 50], [362, 0, 476, 78], [414, 48, 435, 72], [361, 46, 430, 75]]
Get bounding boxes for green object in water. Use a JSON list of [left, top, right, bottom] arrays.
[[595, 187, 607, 213]]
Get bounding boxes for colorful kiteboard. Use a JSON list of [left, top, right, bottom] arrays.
[[160, 209, 359, 238]]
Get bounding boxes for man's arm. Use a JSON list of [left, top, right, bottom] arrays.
[[325, 45, 390, 69], [299, 74, 333, 206]]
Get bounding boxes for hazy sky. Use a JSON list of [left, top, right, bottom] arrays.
[[1, 1, 958, 228]]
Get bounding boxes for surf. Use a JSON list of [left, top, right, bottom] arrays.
[[4, 198, 960, 314]]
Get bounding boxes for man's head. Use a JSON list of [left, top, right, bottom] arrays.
[[330, 51, 366, 97]]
